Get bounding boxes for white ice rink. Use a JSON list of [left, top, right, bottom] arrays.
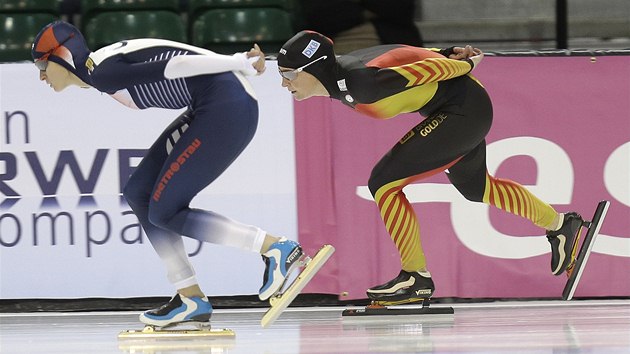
[[1, 299, 629, 353]]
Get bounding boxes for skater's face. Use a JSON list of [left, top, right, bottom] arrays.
[[278, 66, 324, 101], [38, 61, 75, 92], [37, 61, 91, 91]]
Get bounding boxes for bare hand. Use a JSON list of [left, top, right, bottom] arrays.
[[247, 44, 266, 75], [448, 45, 482, 60]]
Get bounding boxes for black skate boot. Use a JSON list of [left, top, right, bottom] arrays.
[[366, 270, 435, 306], [547, 212, 584, 276]]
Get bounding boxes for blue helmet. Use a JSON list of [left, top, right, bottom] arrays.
[[32, 21, 91, 84]]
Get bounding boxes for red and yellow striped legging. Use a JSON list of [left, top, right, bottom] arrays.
[[373, 172, 557, 271], [367, 76, 557, 272]]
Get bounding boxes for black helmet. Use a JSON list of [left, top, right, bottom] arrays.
[[277, 30, 336, 76]]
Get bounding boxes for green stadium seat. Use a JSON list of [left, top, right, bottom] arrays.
[[0, 13, 59, 62], [81, 0, 180, 14], [81, 0, 180, 26], [187, 0, 290, 23], [191, 8, 293, 54], [0, 0, 60, 15], [83, 11, 187, 50], [188, 0, 290, 10]]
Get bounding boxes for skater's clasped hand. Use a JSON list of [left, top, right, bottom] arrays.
[[247, 44, 266, 75], [448, 45, 484, 69], [448, 45, 481, 60]]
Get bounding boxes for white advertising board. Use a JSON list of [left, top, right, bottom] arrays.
[[0, 62, 297, 298]]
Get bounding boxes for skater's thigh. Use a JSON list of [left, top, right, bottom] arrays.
[[149, 97, 258, 215], [124, 110, 194, 201], [445, 141, 489, 201], [370, 78, 494, 190], [369, 109, 485, 190]]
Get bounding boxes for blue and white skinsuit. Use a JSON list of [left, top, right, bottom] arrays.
[[86, 39, 267, 290]]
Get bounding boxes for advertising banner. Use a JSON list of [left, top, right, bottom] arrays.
[[296, 56, 630, 299], [0, 62, 297, 298], [2, 56, 628, 301]]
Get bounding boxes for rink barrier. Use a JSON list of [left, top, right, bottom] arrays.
[[1, 51, 629, 309]]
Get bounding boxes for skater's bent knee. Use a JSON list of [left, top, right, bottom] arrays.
[[459, 192, 484, 203], [367, 174, 388, 197], [122, 183, 150, 209], [147, 207, 172, 229], [451, 180, 484, 202]]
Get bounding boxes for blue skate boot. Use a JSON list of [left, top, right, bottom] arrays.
[[259, 238, 304, 301], [547, 212, 584, 275], [139, 294, 212, 328]]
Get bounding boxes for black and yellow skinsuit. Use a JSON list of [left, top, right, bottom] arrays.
[[278, 32, 558, 274]]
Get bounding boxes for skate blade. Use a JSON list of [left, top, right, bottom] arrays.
[[566, 226, 585, 275], [276, 253, 311, 294], [566, 262, 575, 277], [370, 297, 430, 307], [118, 325, 235, 340], [564, 226, 584, 277], [562, 200, 610, 300], [119, 340, 235, 353], [261, 244, 335, 328], [259, 253, 309, 302], [342, 303, 453, 317]]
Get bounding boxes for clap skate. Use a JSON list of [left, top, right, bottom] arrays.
[[118, 321, 235, 340], [342, 298, 454, 317], [562, 200, 610, 300], [119, 336, 235, 354], [260, 244, 335, 328], [343, 270, 453, 317], [118, 294, 234, 340]]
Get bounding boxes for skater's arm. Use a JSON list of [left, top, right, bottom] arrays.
[[374, 56, 473, 89], [372, 47, 483, 89], [90, 45, 266, 92], [164, 44, 266, 79], [429, 45, 482, 62], [444, 45, 484, 69]]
